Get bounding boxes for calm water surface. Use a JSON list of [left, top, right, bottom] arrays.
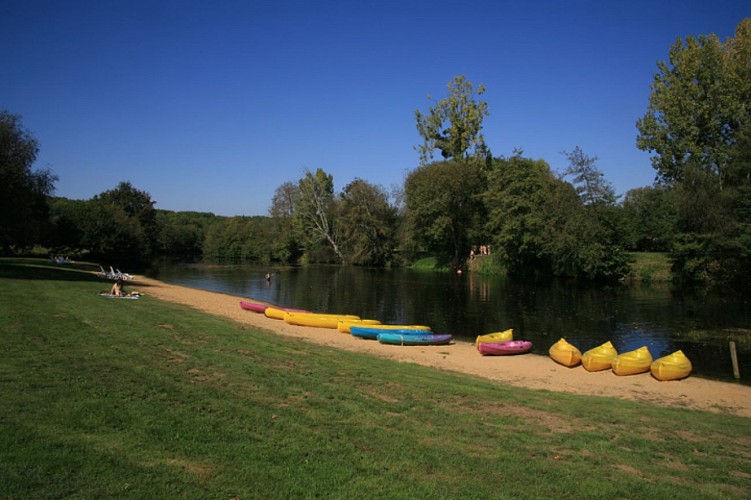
[[151, 263, 751, 384]]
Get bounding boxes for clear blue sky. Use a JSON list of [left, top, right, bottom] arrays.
[[2, 1, 748, 216]]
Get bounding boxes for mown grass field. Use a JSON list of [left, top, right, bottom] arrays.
[[1, 259, 749, 498]]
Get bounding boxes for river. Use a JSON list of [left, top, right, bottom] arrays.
[[150, 262, 750, 384]]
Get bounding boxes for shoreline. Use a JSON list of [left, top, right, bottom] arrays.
[[131, 275, 751, 418]]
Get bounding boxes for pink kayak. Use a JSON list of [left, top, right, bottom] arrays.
[[478, 340, 533, 356], [240, 300, 268, 313]]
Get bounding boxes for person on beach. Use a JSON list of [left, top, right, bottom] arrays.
[[110, 277, 124, 297]]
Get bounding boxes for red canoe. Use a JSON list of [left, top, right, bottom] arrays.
[[478, 340, 533, 356], [240, 300, 268, 313]]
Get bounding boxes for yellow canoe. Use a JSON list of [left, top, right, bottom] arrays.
[[549, 338, 582, 367], [284, 311, 360, 329], [651, 350, 692, 381], [611, 346, 653, 376], [475, 329, 513, 347], [581, 341, 618, 372], [264, 306, 309, 320], [337, 319, 382, 333]]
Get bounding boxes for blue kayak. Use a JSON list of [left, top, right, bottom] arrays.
[[350, 326, 432, 340], [377, 333, 453, 346]]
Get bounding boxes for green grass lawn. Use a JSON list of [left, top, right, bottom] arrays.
[[627, 252, 673, 282], [1, 259, 749, 498]]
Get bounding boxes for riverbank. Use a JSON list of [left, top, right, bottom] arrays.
[[132, 274, 751, 417]]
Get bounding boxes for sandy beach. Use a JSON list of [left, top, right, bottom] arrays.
[[131, 275, 751, 418]]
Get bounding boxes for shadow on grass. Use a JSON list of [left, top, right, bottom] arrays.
[[0, 259, 105, 283]]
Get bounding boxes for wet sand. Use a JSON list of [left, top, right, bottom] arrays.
[[131, 275, 751, 418]]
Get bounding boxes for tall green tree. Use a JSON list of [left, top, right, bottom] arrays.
[[484, 155, 629, 281], [621, 186, 678, 252], [0, 110, 57, 252], [415, 75, 490, 166], [295, 168, 344, 262], [483, 155, 559, 275], [338, 179, 397, 266], [561, 147, 616, 205], [82, 182, 158, 265], [269, 181, 299, 219], [636, 18, 751, 186], [47, 198, 88, 254], [404, 160, 485, 268], [637, 18, 751, 287], [268, 181, 303, 264]]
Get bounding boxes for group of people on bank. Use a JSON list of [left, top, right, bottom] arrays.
[[469, 245, 491, 260]]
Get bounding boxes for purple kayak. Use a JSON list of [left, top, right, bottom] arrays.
[[478, 340, 533, 356]]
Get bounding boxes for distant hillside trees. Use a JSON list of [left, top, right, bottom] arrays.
[[202, 216, 279, 263], [0, 110, 57, 253], [156, 210, 217, 257]]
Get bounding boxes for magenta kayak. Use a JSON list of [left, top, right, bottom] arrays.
[[478, 340, 533, 356]]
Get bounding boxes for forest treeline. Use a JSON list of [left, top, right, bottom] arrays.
[[2, 19, 749, 288]]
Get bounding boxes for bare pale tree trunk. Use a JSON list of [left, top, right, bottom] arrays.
[[298, 170, 345, 262]]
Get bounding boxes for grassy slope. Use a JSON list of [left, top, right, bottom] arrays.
[[627, 252, 673, 282], [0, 259, 748, 498], [415, 253, 672, 282]]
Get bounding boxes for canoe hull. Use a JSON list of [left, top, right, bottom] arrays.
[[549, 338, 582, 367], [264, 306, 310, 320], [337, 319, 382, 333], [612, 346, 652, 376], [651, 350, 692, 381], [581, 341, 618, 372], [478, 340, 532, 356], [377, 333, 452, 346], [351, 326, 432, 340], [284, 312, 360, 329]]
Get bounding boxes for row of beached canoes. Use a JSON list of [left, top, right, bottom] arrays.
[[240, 300, 693, 380], [548, 337, 692, 381], [239, 300, 452, 345]]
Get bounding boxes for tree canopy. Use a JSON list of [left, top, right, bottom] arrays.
[[79, 182, 159, 264], [0, 110, 57, 252], [637, 18, 751, 287], [295, 168, 343, 262], [415, 75, 490, 166], [636, 18, 751, 186], [561, 147, 616, 206], [404, 160, 485, 268], [338, 179, 397, 267]]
